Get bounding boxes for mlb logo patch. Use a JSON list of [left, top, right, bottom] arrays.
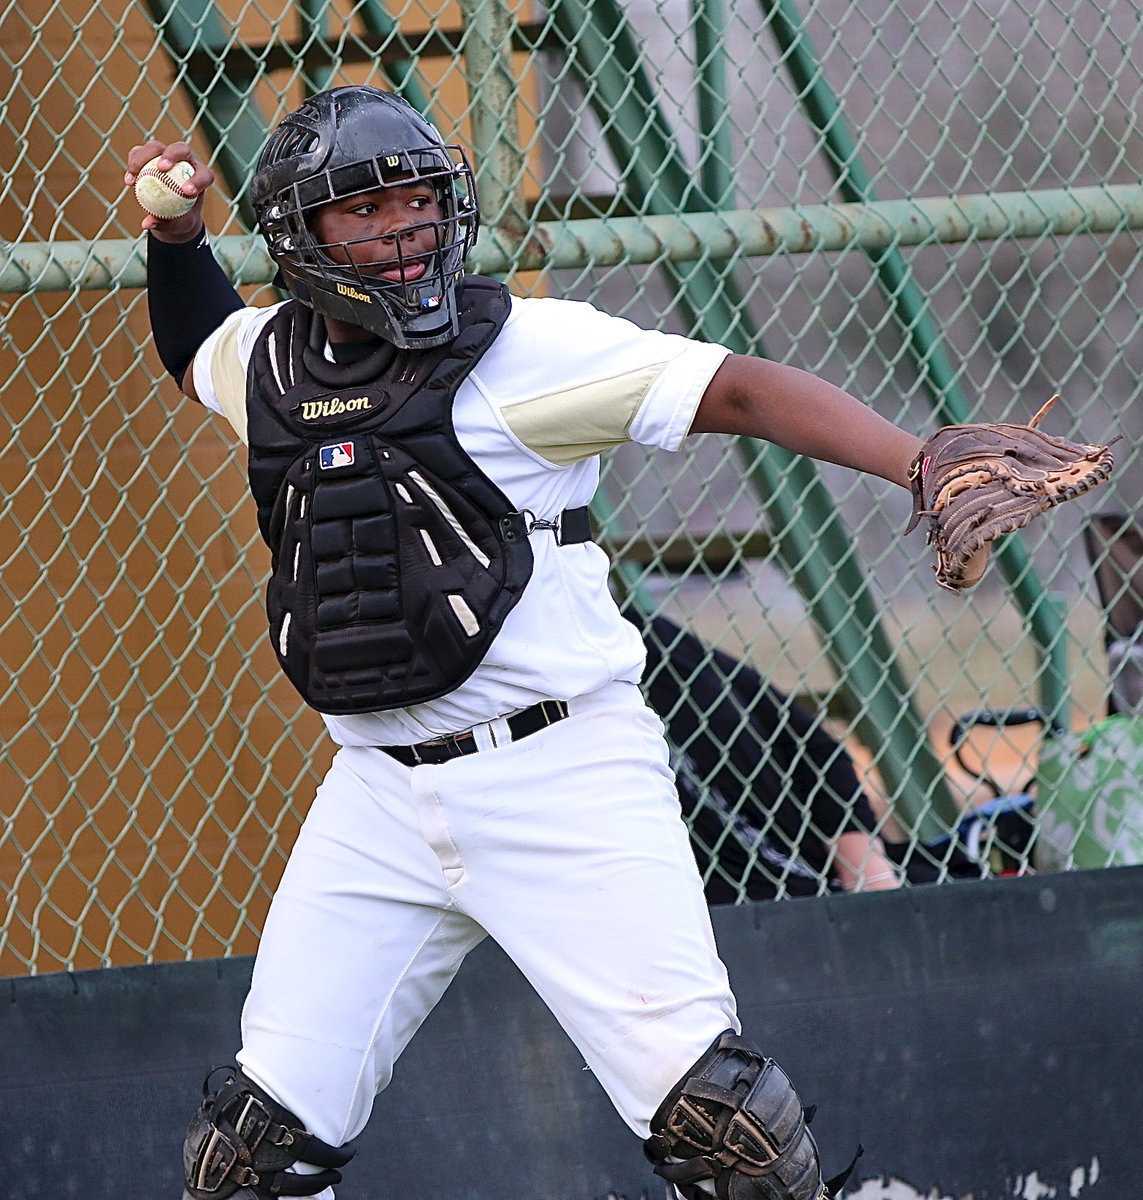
[[420, 295, 441, 311], [319, 442, 355, 470]]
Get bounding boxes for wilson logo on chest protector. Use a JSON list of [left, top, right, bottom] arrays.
[[302, 395, 375, 420]]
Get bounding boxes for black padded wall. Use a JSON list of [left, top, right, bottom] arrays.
[[4, 866, 1140, 1200]]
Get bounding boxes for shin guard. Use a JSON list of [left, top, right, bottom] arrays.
[[182, 1067, 356, 1199], [643, 1032, 833, 1200]]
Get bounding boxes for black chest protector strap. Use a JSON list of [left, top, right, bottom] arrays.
[[245, 276, 582, 716]]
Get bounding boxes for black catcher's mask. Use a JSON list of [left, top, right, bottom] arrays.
[[251, 86, 479, 349]]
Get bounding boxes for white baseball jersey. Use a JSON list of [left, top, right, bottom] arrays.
[[191, 293, 741, 1184], [193, 293, 732, 744]]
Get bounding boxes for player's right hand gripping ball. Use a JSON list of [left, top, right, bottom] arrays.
[[134, 156, 196, 219], [905, 394, 1117, 592]]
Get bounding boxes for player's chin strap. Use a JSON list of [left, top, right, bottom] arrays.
[[644, 1031, 861, 1200], [182, 1066, 356, 1199]]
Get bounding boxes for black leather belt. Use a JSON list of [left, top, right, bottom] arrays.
[[380, 699, 570, 767]]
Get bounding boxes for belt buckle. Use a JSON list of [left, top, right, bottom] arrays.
[[410, 735, 443, 767], [414, 729, 476, 764]]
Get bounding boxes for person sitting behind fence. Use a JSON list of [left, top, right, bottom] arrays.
[[637, 614, 901, 902]]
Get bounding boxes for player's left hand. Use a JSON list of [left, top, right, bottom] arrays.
[[904, 394, 1118, 591]]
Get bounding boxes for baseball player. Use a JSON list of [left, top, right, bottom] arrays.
[[124, 85, 1110, 1200]]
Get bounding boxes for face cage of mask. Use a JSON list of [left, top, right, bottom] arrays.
[[280, 153, 477, 318], [307, 211, 467, 317]]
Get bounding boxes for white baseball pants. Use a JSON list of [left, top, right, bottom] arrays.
[[236, 680, 739, 1194]]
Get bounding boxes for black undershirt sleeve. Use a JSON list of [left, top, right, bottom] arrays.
[[146, 230, 245, 388]]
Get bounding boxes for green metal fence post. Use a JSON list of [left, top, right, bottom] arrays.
[[457, 0, 530, 243], [144, 0, 437, 231], [142, 0, 271, 231], [354, 1, 432, 111], [692, 0, 736, 211], [762, 0, 1072, 729], [548, 0, 957, 834]]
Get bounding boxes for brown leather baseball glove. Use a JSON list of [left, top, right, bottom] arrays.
[[905, 395, 1118, 591]]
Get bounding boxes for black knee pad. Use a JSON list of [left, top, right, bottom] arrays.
[[643, 1032, 832, 1200], [182, 1066, 356, 1199]]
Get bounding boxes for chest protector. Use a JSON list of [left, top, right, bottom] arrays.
[[246, 276, 534, 715]]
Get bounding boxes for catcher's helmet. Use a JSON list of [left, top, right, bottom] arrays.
[[251, 86, 479, 348]]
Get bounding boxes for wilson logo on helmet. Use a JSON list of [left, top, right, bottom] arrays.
[[336, 282, 372, 302]]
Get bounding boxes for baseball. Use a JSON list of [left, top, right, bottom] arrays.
[[134, 156, 197, 219]]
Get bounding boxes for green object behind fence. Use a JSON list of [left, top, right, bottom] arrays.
[[1036, 715, 1143, 870]]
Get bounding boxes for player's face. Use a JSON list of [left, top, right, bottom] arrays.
[[312, 182, 445, 283]]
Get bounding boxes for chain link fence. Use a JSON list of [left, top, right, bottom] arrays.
[[3, 0, 1143, 975]]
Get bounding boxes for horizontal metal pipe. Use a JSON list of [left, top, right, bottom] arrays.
[[0, 238, 276, 294], [5, 183, 1143, 292]]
